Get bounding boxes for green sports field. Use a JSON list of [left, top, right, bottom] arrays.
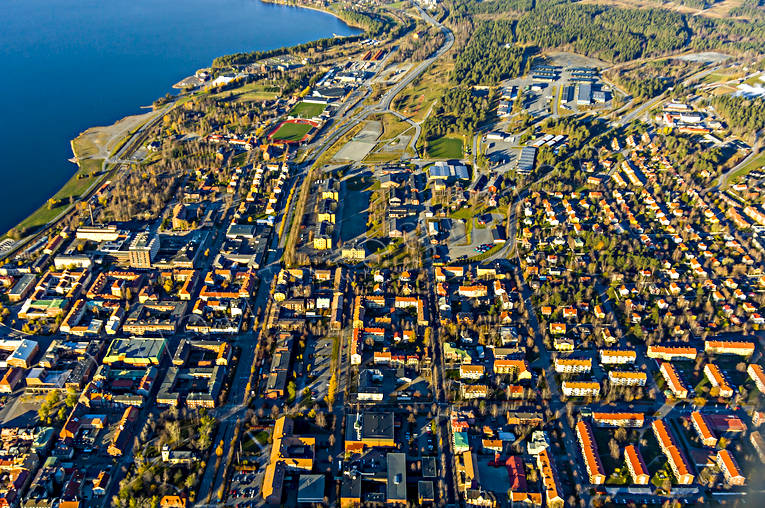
[[271, 121, 313, 142], [290, 101, 326, 118], [427, 136, 463, 159]]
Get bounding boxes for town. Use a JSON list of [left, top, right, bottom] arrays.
[[0, 0, 763, 507]]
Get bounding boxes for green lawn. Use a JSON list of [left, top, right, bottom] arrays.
[[211, 82, 279, 103], [271, 122, 313, 142], [727, 152, 765, 186], [427, 136, 464, 159], [290, 101, 326, 119], [10, 159, 105, 236]]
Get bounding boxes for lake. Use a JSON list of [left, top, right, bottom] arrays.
[[0, 0, 359, 234]]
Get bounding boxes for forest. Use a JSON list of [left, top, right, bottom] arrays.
[[711, 94, 765, 136], [212, 35, 361, 67], [421, 88, 494, 139], [605, 58, 702, 100], [449, 0, 765, 64], [453, 20, 526, 85], [512, 4, 690, 62], [391, 26, 446, 64]]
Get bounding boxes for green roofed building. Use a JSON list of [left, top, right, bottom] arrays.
[[453, 431, 469, 453], [103, 338, 166, 366]]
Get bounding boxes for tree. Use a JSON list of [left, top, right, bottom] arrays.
[[609, 438, 620, 460], [65, 386, 79, 408], [167, 420, 181, 445], [327, 373, 337, 405], [286, 381, 297, 403]]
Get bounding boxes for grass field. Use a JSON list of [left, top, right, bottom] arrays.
[[212, 82, 279, 103], [581, 0, 745, 18], [374, 113, 411, 141], [427, 136, 463, 159], [727, 152, 765, 186], [12, 160, 104, 235], [290, 101, 326, 118], [393, 60, 452, 124], [271, 121, 313, 142]]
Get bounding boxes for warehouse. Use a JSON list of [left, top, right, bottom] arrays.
[[577, 83, 592, 105], [517, 147, 537, 175]]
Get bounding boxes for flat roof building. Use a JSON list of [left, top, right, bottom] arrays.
[[345, 412, 395, 453], [297, 474, 325, 504], [517, 147, 537, 175], [103, 338, 166, 366], [387, 452, 407, 504], [577, 83, 592, 105]]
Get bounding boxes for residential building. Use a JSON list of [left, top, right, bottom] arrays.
[[705, 340, 755, 358], [691, 411, 717, 447], [704, 363, 733, 398], [624, 445, 649, 485], [608, 371, 647, 386], [659, 362, 688, 399], [554, 357, 591, 374], [575, 420, 605, 484], [591, 412, 644, 428], [561, 381, 600, 397], [716, 449, 745, 486], [652, 419, 694, 485]]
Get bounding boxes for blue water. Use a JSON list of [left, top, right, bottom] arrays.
[[0, 0, 359, 234]]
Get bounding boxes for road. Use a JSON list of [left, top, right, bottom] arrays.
[[0, 102, 175, 263], [515, 260, 593, 506], [706, 131, 761, 192], [301, 5, 453, 166], [197, 10, 456, 503]]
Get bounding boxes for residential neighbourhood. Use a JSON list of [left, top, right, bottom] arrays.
[[0, 0, 763, 507]]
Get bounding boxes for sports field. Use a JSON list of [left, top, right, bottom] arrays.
[[270, 120, 315, 143], [427, 136, 463, 159], [290, 101, 326, 118]]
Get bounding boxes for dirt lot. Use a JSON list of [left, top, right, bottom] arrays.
[[333, 120, 382, 161], [72, 108, 160, 161], [580, 0, 746, 19]]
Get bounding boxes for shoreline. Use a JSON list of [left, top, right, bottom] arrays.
[[258, 0, 368, 31], [3, 0, 364, 243]]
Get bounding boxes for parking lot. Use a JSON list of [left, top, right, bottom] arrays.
[[446, 214, 501, 260], [297, 336, 334, 403], [485, 139, 520, 173], [227, 470, 263, 506]]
